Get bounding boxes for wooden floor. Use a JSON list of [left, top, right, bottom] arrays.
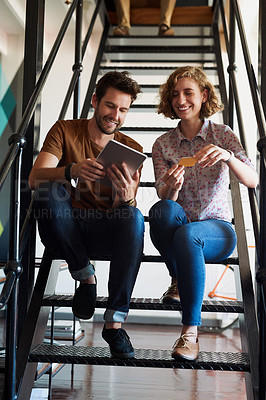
[[25, 321, 247, 400], [108, 6, 213, 26]]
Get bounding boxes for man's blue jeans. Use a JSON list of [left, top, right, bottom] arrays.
[[149, 200, 237, 326], [34, 183, 145, 322]]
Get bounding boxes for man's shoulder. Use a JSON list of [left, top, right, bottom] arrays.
[[115, 131, 143, 152], [50, 119, 89, 143], [56, 118, 88, 130]]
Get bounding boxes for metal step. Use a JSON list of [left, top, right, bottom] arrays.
[[104, 45, 215, 54], [99, 59, 217, 66], [108, 35, 213, 40], [60, 253, 238, 265], [131, 104, 157, 109], [139, 83, 219, 89], [121, 127, 172, 132], [29, 344, 250, 372], [107, 36, 214, 47], [139, 181, 154, 187], [42, 295, 244, 314]]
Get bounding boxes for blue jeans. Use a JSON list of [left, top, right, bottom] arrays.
[[149, 200, 237, 326], [34, 183, 145, 322]]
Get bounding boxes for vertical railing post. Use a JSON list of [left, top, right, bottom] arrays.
[[260, 0, 266, 115], [18, 0, 45, 341], [228, 0, 236, 130], [73, 0, 83, 118], [4, 137, 25, 399], [257, 137, 266, 400]]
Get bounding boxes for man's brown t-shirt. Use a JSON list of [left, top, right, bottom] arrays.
[[41, 119, 143, 210]]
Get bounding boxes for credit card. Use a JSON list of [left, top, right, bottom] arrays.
[[178, 157, 197, 167]]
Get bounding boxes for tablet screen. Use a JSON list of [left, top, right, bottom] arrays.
[[96, 139, 147, 186]]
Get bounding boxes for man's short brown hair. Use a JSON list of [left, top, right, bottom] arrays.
[[95, 71, 142, 104]]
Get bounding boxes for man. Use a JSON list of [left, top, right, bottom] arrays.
[[113, 0, 176, 36], [29, 71, 145, 359]]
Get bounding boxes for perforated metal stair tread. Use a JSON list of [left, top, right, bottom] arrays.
[[42, 295, 243, 313], [29, 344, 250, 372]]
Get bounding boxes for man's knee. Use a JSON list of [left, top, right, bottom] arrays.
[[34, 182, 70, 203], [118, 206, 144, 233], [34, 182, 71, 211], [33, 182, 71, 220]]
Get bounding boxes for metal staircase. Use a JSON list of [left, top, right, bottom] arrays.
[[21, 15, 257, 400], [0, 1, 264, 399]]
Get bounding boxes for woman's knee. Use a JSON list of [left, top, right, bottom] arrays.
[[149, 199, 185, 229], [149, 199, 173, 221]]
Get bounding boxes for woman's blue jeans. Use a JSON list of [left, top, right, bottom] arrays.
[[34, 183, 145, 322], [149, 200, 237, 326]]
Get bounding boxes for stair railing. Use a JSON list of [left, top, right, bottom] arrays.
[[213, 1, 266, 399], [0, 1, 110, 398]]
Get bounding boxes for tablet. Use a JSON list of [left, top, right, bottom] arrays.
[[96, 139, 147, 186]]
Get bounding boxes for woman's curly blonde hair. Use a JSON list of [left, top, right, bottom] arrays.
[[158, 66, 224, 120]]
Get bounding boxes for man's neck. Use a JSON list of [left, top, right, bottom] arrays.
[[87, 118, 115, 147]]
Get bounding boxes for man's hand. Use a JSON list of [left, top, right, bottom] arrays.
[[107, 162, 140, 205], [72, 159, 106, 182]]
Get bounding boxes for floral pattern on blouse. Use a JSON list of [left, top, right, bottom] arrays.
[[152, 119, 254, 222]]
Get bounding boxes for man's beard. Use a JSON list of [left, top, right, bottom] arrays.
[[94, 107, 122, 135]]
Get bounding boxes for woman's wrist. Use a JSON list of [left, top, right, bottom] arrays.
[[224, 150, 234, 164]]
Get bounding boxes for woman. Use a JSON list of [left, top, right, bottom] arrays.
[[149, 66, 258, 361]]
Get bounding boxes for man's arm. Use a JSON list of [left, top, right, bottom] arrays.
[[28, 151, 63, 189], [29, 151, 106, 190]]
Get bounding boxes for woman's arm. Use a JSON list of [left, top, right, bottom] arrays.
[[194, 144, 258, 188]]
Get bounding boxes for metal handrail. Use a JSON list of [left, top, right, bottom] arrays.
[[213, 1, 266, 398], [0, 0, 79, 193], [59, 0, 103, 120], [215, 0, 261, 249]]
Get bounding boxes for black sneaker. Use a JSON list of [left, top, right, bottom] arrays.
[[102, 326, 135, 359], [72, 280, 97, 319]]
